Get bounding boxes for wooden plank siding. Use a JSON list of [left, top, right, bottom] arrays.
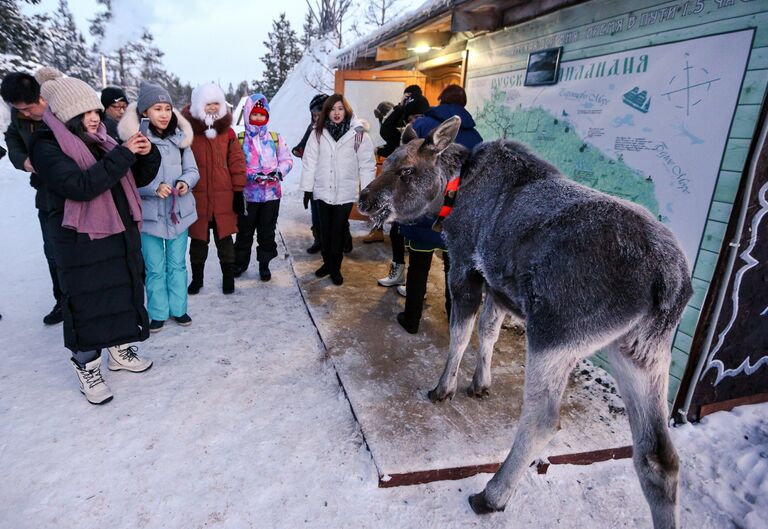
[[464, 0, 768, 404]]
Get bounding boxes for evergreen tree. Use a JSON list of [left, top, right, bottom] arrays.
[[257, 13, 302, 100], [41, 0, 97, 84], [300, 10, 316, 50], [0, 0, 45, 61]]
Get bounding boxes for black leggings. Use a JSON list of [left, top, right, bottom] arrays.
[[316, 200, 353, 273], [390, 223, 405, 264], [402, 249, 451, 327]]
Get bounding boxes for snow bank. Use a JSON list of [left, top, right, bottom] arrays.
[[269, 39, 336, 148], [268, 39, 337, 195]]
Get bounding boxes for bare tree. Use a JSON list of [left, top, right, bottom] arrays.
[[304, 0, 354, 47], [364, 0, 401, 27]]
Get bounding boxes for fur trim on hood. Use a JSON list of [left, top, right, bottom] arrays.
[[181, 104, 233, 138], [117, 102, 193, 149], [352, 117, 370, 133]]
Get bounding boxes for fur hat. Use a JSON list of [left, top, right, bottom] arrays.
[[190, 83, 229, 139], [35, 67, 103, 123], [137, 81, 173, 114], [101, 86, 128, 108]]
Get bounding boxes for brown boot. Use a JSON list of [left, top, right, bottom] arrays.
[[362, 227, 384, 244]]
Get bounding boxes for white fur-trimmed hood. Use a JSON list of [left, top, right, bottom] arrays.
[[117, 102, 194, 149], [190, 83, 229, 121]]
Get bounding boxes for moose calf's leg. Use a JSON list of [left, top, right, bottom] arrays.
[[428, 277, 482, 402], [468, 294, 506, 398], [471, 347, 575, 513], [608, 341, 680, 529]]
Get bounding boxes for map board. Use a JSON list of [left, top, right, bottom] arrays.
[[466, 29, 754, 264]]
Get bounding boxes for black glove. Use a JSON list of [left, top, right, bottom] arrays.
[[233, 191, 245, 216], [303, 191, 313, 210]]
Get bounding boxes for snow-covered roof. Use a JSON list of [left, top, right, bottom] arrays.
[[334, 0, 465, 68]]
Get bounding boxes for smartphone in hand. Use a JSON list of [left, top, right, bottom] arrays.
[[139, 118, 150, 136]]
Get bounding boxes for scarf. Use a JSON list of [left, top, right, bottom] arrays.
[[43, 108, 143, 240], [324, 118, 350, 142]]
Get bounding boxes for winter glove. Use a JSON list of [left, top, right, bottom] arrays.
[[233, 191, 245, 216], [303, 191, 313, 210]]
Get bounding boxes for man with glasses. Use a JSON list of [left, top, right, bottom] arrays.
[[100, 86, 128, 141]]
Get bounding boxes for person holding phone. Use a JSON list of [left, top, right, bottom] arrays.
[[118, 81, 199, 333], [29, 68, 161, 404]]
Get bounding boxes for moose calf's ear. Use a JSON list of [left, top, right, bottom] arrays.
[[423, 115, 461, 154], [401, 124, 418, 145]]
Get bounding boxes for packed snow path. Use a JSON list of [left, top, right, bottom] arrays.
[[0, 159, 765, 528]]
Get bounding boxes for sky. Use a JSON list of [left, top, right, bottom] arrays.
[[25, 0, 312, 87]]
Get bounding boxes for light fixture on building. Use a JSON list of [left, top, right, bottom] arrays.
[[406, 31, 452, 54]]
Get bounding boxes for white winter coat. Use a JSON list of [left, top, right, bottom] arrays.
[[300, 118, 376, 205]]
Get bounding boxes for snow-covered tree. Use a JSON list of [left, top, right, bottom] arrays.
[[255, 13, 302, 100], [0, 0, 47, 62], [40, 0, 97, 84]]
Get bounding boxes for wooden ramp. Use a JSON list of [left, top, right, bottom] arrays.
[[278, 201, 633, 487]]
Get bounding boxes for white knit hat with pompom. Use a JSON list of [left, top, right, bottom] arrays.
[[35, 67, 103, 123]]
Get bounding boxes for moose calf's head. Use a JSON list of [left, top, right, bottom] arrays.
[[359, 115, 467, 226]]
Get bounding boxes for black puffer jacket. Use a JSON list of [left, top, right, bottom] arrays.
[[30, 127, 161, 352]]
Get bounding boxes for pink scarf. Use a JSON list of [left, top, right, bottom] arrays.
[[43, 109, 143, 240]]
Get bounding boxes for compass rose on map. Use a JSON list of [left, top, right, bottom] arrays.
[[660, 53, 720, 116]]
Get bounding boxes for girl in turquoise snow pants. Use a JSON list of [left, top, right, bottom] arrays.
[[119, 81, 200, 331], [141, 231, 189, 322]]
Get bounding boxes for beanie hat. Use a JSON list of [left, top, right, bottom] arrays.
[[249, 99, 269, 124], [404, 84, 422, 97], [137, 81, 173, 114], [374, 101, 394, 121], [403, 94, 430, 122], [309, 93, 328, 112], [35, 67, 103, 123], [101, 86, 128, 108]]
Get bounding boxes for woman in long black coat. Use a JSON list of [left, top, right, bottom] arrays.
[[29, 68, 161, 404]]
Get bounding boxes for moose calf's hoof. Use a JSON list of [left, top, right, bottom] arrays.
[[427, 386, 454, 403], [469, 492, 503, 515], [467, 386, 490, 399]]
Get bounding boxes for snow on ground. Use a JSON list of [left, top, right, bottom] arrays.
[[0, 148, 767, 528]]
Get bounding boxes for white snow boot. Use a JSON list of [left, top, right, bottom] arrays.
[[71, 357, 113, 405], [107, 345, 153, 373], [377, 262, 406, 287]]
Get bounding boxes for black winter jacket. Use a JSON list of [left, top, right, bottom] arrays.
[[30, 127, 161, 352], [377, 104, 405, 158], [4, 108, 47, 210]]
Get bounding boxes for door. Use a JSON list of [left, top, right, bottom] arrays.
[[335, 70, 427, 219]]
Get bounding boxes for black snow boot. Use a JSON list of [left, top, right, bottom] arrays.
[[306, 226, 321, 254], [221, 263, 235, 294], [188, 263, 204, 295]]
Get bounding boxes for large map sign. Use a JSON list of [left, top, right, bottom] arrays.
[[466, 30, 754, 263]]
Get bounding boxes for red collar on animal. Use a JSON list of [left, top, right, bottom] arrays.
[[432, 174, 461, 232]]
